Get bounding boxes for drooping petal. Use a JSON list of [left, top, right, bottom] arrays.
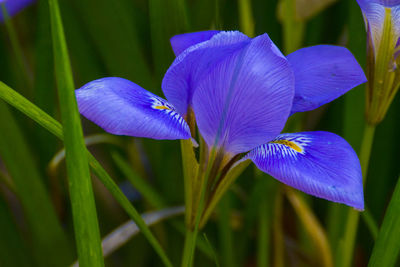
[[287, 45, 367, 114], [192, 33, 295, 154], [247, 131, 364, 209], [170, 30, 220, 56], [75, 77, 191, 140], [0, 0, 35, 22], [162, 31, 250, 115]]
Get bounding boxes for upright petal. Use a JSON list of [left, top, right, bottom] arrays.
[[0, 0, 35, 21], [162, 31, 250, 115], [247, 131, 364, 209], [192, 34, 295, 154], [75, 77, 191, 140], [287, 45, 367, 114], [170, 30, 220, 56], [357, 0, 400, 54]]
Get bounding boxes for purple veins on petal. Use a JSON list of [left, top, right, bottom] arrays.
[[247, 131, 364, 210], [75, 77, 191, 140], [170, 30, 220, 56], [287, 45, 367, 114], [192, 33, 295, 154], [357, 0, 400, 53], [162, 31, 250, 116]]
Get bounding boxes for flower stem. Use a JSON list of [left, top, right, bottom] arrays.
[[181, 227, 196, 267], [359, 124, 376, 181], [181, 148, 218, 267], [338, 123, 376, 267]]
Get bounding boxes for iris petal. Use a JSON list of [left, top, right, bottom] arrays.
[[357, 0, 400, 54], [192, 33, 295, 154], [287, 45, 367, 114], [0, 0, 35, 21], [170, 30, 220, 56], [75, 77, 191, 140], [247, 131, 364, 210], [162, 31, 250, 116]]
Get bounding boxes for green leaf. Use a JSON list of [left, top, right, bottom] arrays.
[[112, 152, 166, 209], [180, 139, 199, 225], [0, 194, 33, 267], [33, 0, 57, 167], [238, 0, 255, 37], [0, 101, 72, 266], [48, 0, 104, 265], [217, 192, 237, 267], [70, 0, 153, 88], [0, 81, 174, 267], [200, 159, 251, 228], [149, 0, 188, 81], [368, 177, 400, 267], [99, 206, 184, 260]]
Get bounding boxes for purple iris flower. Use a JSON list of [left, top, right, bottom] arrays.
[[0, 0, 35, 22], [76, 31, 367, 210], [357, 0, 400, 124]]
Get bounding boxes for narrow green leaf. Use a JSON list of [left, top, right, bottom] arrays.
[[33, 0, 57, 167], [70, 0, 153, 88], [180, 139, 199, 225], [112, 152, 166, 209], [279, 0, 305, 54], [1, 4, 32, 92], [59, 0, 105, 81], [285, 187, 333, 267], [99, 206, 184, 260], [0, 81, 174, 267], [218, 193, 237, 267], [368, 177, 400, 267], [49, 134, 125, 175], [361, 208, 379, 240], [202, 234, 221, 267], [0, 101, 72, 266], [48, 0, 104, 265], [0, 194, 33, 267], [149, 0, 186, 80], [257, 193, 270, 267], [238, 0, 255, 37], [255, 170, 277, 267]]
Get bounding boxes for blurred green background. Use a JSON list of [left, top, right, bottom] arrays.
[[0, 0, 399, 266]]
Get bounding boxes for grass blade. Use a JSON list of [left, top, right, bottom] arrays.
[[0, 194, 33, 267], [1, 4, 32, 91], [33, 0, 57, 168], [48, 0, 104, 265], [368, 177, 400, 267], [238, 0, 255, 37], [217, 193, 236, 267], [112, 152, 166, 209], [0, 101, 72, 266], [0, 81, 174, 267], [285, 187, 333, 267], [71, 206, 184, 265]]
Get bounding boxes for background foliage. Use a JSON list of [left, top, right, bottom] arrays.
[[0, 0, 399, 266]]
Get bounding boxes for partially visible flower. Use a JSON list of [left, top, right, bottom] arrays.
[[75, 31, 366, 226], [0, 0, 35, 22], [357, 0, 400, 124]]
